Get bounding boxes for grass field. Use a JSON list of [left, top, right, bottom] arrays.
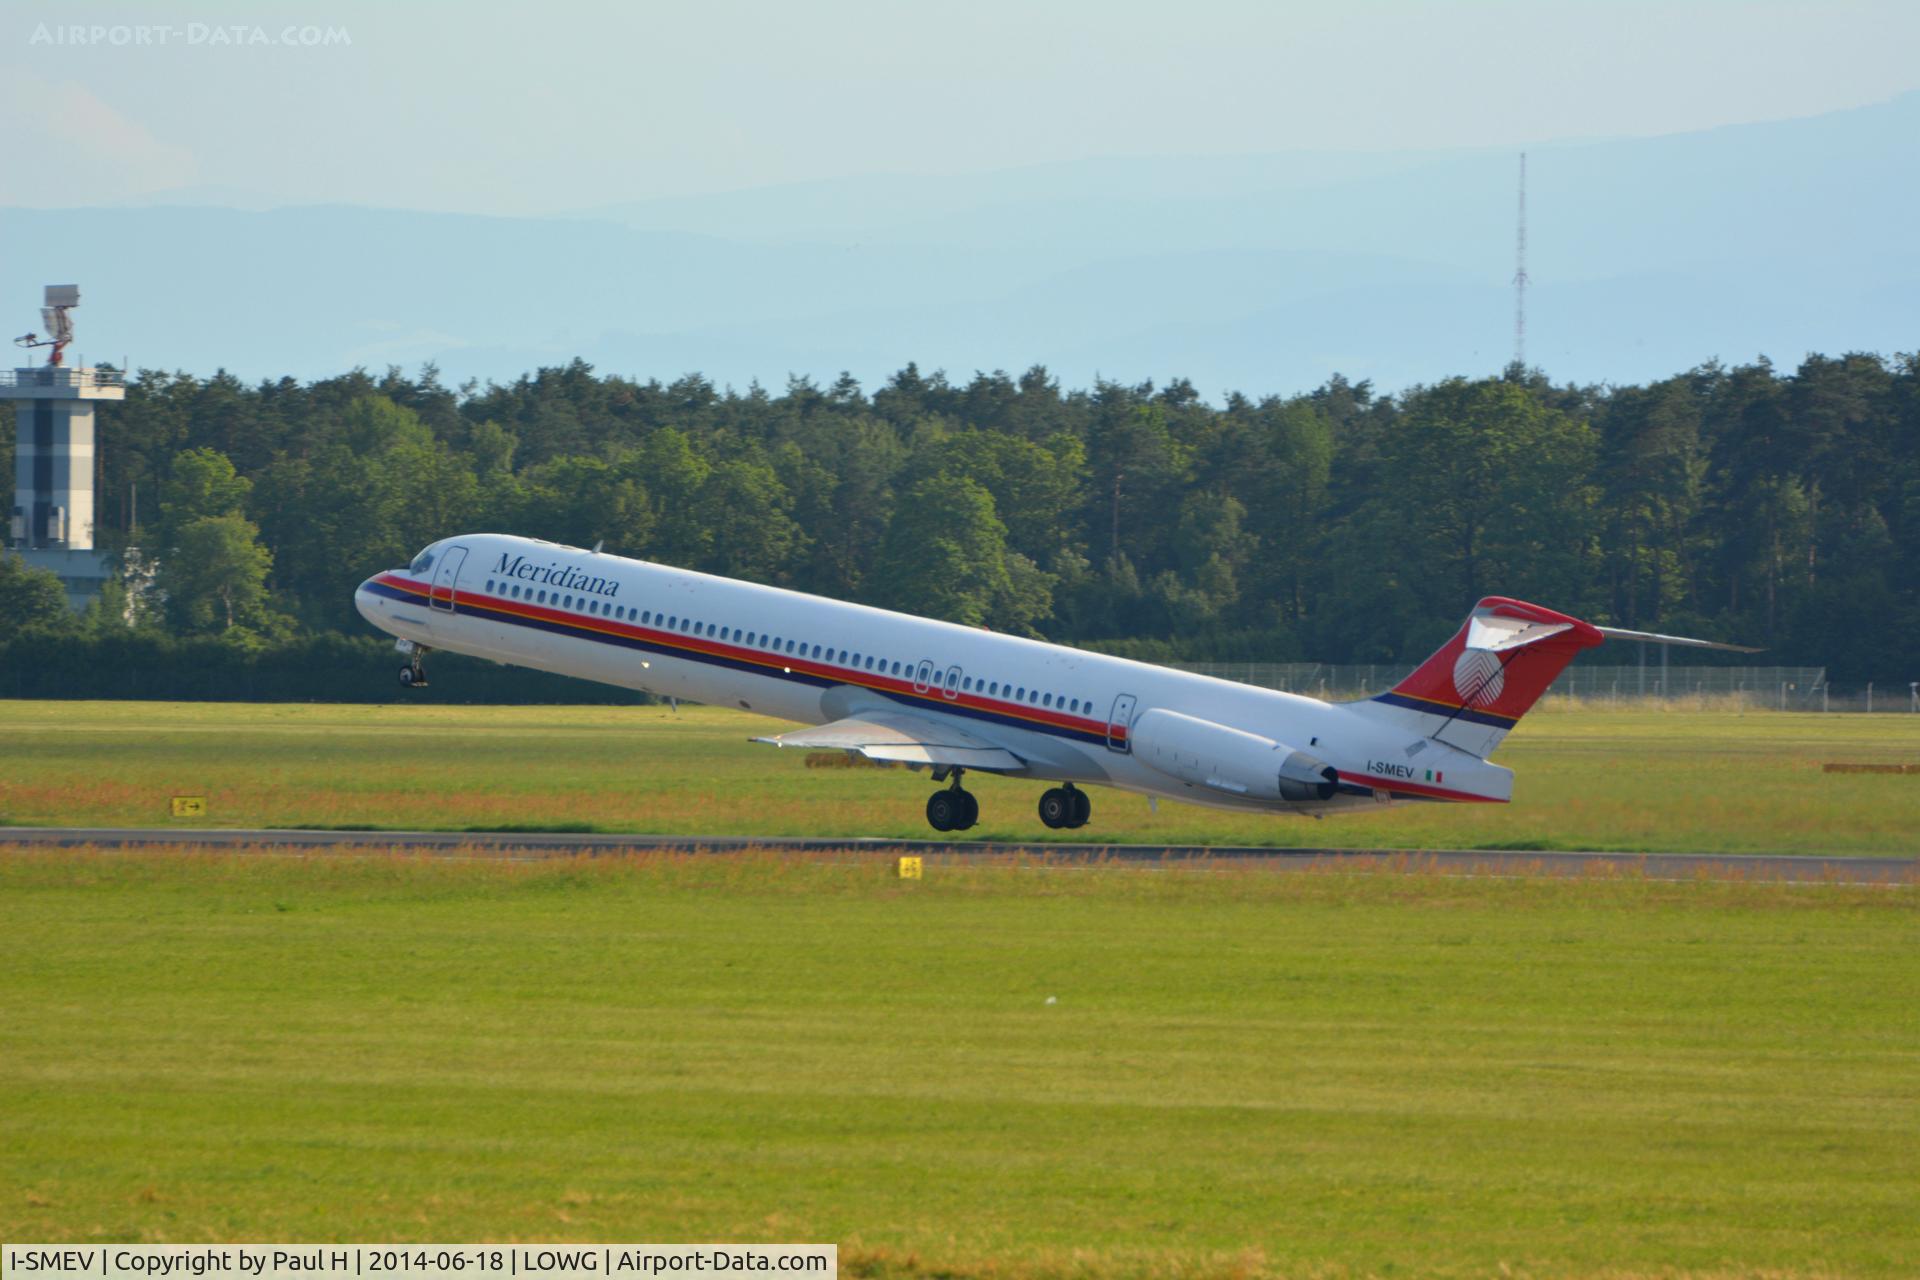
[[2, 851, 1915, 1277], [1, 701, 1917, 853]]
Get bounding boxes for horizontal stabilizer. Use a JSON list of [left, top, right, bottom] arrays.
[[1593, 626, 1762, 653], [753, 711, 1025, 772]]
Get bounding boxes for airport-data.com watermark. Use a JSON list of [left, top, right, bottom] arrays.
[[28, 21, 351, 49]]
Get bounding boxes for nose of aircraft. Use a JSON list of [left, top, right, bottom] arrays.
[[354, 576, 384, 627]]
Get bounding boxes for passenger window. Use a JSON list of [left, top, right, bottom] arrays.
[[1042, 693, 1052, 707]]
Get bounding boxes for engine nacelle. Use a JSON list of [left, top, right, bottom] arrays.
[[1131, 707, 1339, 804]]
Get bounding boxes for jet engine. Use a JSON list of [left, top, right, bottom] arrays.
[[1130, 707, 1339, 804]]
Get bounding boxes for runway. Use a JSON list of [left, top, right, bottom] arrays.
[[0, 826, 1912, 883]]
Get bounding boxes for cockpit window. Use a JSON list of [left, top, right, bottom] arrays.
[[409, 548, 436, 574]]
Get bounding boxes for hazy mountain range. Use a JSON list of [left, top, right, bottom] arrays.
[[4, 93, 1915, 397]]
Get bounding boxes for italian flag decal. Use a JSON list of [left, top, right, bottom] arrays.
[[1425, 769, 1444, 782]]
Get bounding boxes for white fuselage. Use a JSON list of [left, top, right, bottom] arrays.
[[355, 534, 1512, 815]]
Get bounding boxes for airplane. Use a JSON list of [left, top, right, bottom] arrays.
[[354, 533, 1755, 832]]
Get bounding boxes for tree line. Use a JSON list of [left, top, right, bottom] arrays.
[[2, 353, 1915, 687]]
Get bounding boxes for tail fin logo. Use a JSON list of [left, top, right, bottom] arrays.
[[1451, 648, 1506, 707]]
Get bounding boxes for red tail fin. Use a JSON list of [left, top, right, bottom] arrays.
[[1362, 597, 1603, 756]]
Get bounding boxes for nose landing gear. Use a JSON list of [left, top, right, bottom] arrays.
[[396, 640, 429, 688], [1038, 783, 1091, 830], [925, 768, 979, 832]]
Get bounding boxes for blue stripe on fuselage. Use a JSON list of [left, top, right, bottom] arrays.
[[1369, 689, 1519, 730], [364, 577, 1114, 750]]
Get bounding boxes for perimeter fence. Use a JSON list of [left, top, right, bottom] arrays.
[[1164, 663, 1912, 712]]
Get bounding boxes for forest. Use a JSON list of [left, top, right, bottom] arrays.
[[2, 351, 1916, 688]]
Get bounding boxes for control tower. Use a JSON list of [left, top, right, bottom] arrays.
[[2, 285, 122, 607]]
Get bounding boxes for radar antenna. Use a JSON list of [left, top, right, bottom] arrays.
[[15, 284, 80, 366]]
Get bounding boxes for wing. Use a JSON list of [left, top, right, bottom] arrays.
[[751, 710, 1025, 771]]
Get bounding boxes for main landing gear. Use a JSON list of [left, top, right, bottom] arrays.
[[397, 640, 430, 688], [1038, 783, 1091, 830], [925, 768, 979, 833], [920, 771, 1094, 834]]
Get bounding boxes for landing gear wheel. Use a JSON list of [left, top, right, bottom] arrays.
[[927, 789, 965, 832], [1069, 785, 1091, 828], [927, 772, 979, 833], [398, 665, 418, 688], [1038, 787, 1075, 830]]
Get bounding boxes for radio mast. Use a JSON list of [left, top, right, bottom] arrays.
[[1512, 152, 1529, 369]]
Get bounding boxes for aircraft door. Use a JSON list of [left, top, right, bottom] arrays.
[[1106, 693, 1137, 752], [942, 666, 962, 700], [913, 660, 934, 694], [430, 545, 468, 612]]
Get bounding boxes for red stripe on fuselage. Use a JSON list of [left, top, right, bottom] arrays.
[[1335, 769, 1504, 804], [374, 571, 1114, 738]]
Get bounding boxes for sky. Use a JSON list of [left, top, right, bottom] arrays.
[[3, 0, 1919, 214]]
